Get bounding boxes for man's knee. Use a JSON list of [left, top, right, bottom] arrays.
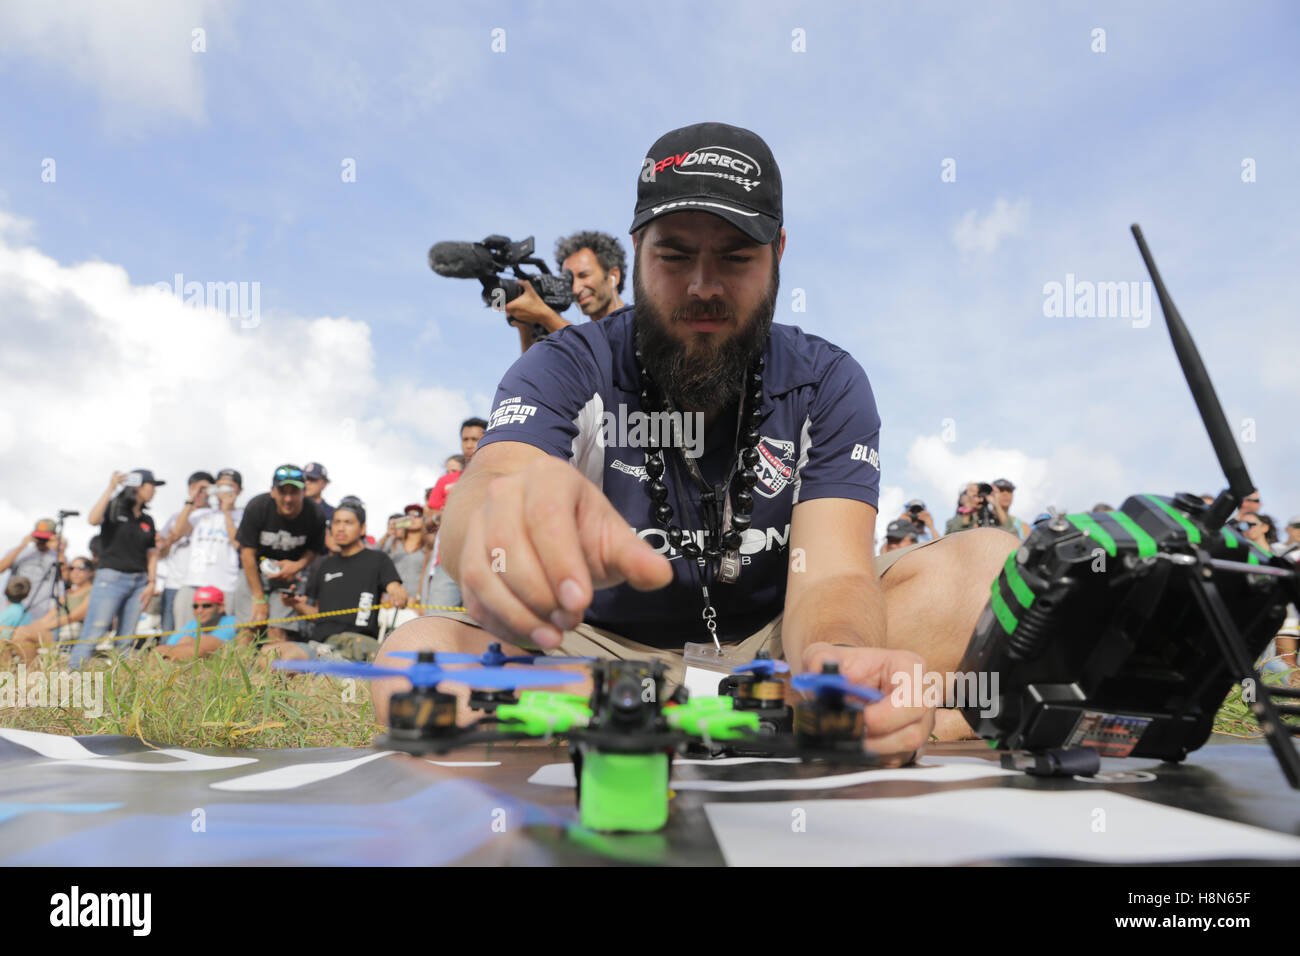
[[372, 616, 499, 725], [887, 528, 1017, 587]]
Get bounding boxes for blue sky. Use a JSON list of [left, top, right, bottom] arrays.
[[0, 0, 1297, 555]]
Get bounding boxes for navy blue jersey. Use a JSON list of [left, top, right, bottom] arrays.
[[478, 306, 881, 647]]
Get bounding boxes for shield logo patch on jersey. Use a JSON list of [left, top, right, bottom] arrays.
[[752, 436, 796, 499]]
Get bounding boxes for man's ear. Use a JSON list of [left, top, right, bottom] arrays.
[[609, 267, 621, 287]]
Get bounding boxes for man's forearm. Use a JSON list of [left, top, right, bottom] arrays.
[[240, 548, 263, 599], [782, 572, 887, 669]]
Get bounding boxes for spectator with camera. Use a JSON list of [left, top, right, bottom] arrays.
[[235, 464, 326, 643], [267, 502, 406, 662], [895, 499, 939, 542], [0, 518, 65, 622], [945, 481, 1021, 537], [155, 471, 214, 635], [71, 469, 165, 665], [503, 230, 629, 353], [172, 469, 245, 630]]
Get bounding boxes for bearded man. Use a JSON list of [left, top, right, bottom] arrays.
[[374, 123, 1017, 762]]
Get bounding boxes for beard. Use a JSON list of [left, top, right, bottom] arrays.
[[633, 256, 778, 412]]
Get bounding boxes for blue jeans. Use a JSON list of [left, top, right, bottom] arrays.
[[70, 568, 148, 667], [160, 587, 178, 635]]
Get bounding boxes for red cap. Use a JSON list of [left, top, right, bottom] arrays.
[[32, 518, 56, 540], [194, 586, 225, 606]]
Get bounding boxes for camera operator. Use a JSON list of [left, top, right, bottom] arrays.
[[503, 231, 628, 353], [235, 464, 326, 643], [944, 482, 1002, 535], [72, 469, 165, 665], [266, 502, 406, 662], [895, 499, 939, 542], [0, 519, 64, 622]]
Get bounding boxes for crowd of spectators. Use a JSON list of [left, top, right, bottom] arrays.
[[0, 416, 490, 666]]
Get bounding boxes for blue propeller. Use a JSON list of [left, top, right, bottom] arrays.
[[790, 671, 883, 702], [389, 643, 595, 668], [273, 658, 587, 690], [733, 658, 791, 678]]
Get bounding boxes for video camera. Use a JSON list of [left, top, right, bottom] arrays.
[[428, 235, 574, 341]]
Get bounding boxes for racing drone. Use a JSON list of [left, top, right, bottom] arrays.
[[959, 225, 1300, 787], [273, 650, 592, 752], [569, 657, 882, 831], [275, 648, 887, 832]]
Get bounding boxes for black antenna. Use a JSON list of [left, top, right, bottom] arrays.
[[1130, 224, 1253, 528]]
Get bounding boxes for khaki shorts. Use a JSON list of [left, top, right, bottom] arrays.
[[429, 537, 940, 689], [303, 630, 381, 662]]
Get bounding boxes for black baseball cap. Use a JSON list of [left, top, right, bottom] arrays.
[[272, 464, 305, 489], [125, 469, 165, 488], [993, 479, 1016, 491], [630, 122, 783, 244], [187, 471, 216, 486], [303, 462, 329, 481], [216, 468, 243, 487], [886, 519, 917, 541]]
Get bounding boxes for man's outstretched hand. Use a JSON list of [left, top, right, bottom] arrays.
[[455, 457, 673, 648], [801, 643, 936, 767]]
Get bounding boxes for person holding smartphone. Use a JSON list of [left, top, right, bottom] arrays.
[[173, 469, 245, 630], [155, 471, 215, 635], [70, 469, 165, 666]]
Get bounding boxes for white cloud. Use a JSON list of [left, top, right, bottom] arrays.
[[951, 197, 1029, 256], [0, 0, 226, 127], [0, 215, 474, 557], [0, 208, 34, 241]]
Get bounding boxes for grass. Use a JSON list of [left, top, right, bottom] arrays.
[[2, 644, 1296, 750], [1214, 671, 1300, 739], [0, 642, 382, 749]]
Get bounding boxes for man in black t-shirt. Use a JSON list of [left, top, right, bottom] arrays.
[[234, 464, 326, 642], [264, 502, 406, 662]]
